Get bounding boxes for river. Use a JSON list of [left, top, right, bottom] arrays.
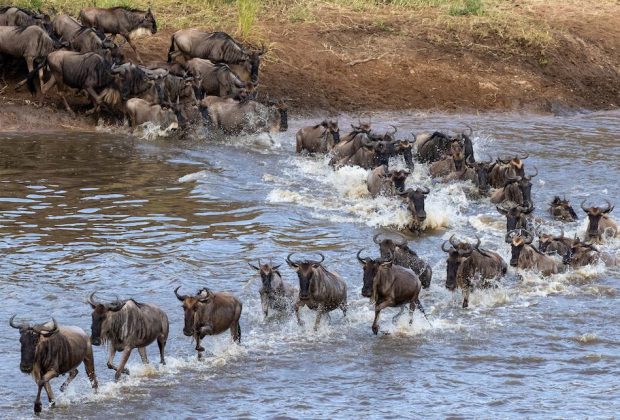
[[0, 111, 619, 418]]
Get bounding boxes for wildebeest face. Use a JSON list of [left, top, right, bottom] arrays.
[[143, 9, 157, 34], [278, 103, 288, 132], [89, 305, 108, 346], [181, 298, 199, 337], [329, 121, 340, 143], [474, 164, 491, 193], [248, 52, 262, 84], [291, 263, 317, 300], [509, 238, 524, 267], [400, 188, 429, 223], [520, 179, 533, 206], [549, 197, 577, 221], [582, 200, 614, 240], [390, 170, 410, 193], [357, 250, 380, 298], [18, 330, 38, 373], [249, 262, 281, 293], [444, 249, 462, 291], [538, 234, 553, 254]]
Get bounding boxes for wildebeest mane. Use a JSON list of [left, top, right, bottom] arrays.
[[109, 6, 147, 13], [206, 31, 248, 64], [35, 331, 72, 374], [101, 299, 152, 346], [12, 25, 30, 34]]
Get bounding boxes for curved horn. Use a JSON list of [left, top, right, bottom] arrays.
[[449, 234, 459, 247], [527, 166, 538, 179], [603, 199, 614, 214], [87, 292, 99, 307], [580, 199, 589, 213], [286, 252, 299, 266], [34, 318, 58, 335], [9, 315, 25, 330], [373, 233, 382, 244], [496, 204, 508, 215], [389, 124, 397, 135], [357, 248, 367, 264], [315, 252, 325, 264], [174, 286, 186, 302], [441, 241, 452, 253], [519, 151, 529, 160], [473, 235, 481, 250]]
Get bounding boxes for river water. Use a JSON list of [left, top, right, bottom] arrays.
[[0, 111, 619, 418]]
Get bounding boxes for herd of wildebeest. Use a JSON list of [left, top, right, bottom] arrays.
[[4, 4, 619, 416]]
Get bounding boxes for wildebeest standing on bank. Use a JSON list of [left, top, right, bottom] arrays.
[[0, 25, 61, 92], [249, 260, 298, 318], [296, 120, 340, 154], [357, 251, 424, 334], [186, 58, 251, 98], [27, 50, 121, 116], [286, 253, 347, 330], [51, 14, 121, 62], [174, 287, 242, 359], [79, 6, 157, 64], [0, 6, 52, 33], [10, 317, 98, 414], [87, 293, 169, 381], [581, 200, 618, 241], [168, 29, 265, 83]]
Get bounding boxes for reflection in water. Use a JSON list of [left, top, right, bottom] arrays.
[[0, 111, 619, 417]]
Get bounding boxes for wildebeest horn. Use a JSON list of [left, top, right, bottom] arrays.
[[87, 292, 99, 307], [286, 252, 299, 266], [410, 132, 417, 142], [449, 234, 459, 247], [522, 230, 534, 244], [174, 286, 186, 302], [580, 199, 590, 213], [496, 204, 508, 215], [505, 229, 521, 243], [441, 241, 452, 253], [417, 186, 430, 195], [315, 252, 325, 264], [389, 125, 397, 135], [603, 199, 614, 214], [527, 166, 538, 179], [519, 151, 529, 160], [373, 233, 382, 244], [357, 248, 367, 263], [473, 235, 481, 249], [9, 315, 27, 330], [34, 318, 58, 335]]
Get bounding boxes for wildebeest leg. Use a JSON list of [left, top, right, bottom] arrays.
[[231, 321, 241, 343], [340, 302, 347, 317], [194, 332, 205, 353], [462, 281, 471, 309], [44, 382, 55, 407], [138, 347, 149, 364], [294, 301, 305, 326], [107, 346, 129, 375], [84, 87, 102, 115], [84, 345, 99, 391], [34, 369, 58, 412], [115, 348, 133, 381], [124, 35, 143, 64], [313, 309, 324, 331], [372, 300, 395, 335], [59, 369, 78, 392], [392, 306, 406, 324], [408, 301, 417, 325], [25, 57, 37, 94], [157, 334, 167, 365]]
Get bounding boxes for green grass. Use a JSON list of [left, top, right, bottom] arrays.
[[237, 0, 259, 37], [448, 0, 484, 16]]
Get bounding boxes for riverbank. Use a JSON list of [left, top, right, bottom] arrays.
[[1, 0, 618, 130]]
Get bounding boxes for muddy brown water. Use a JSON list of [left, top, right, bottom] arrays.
[[0, 111, 619, 418]]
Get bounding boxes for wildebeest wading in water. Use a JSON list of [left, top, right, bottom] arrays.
[[249, 259, 298, 318]]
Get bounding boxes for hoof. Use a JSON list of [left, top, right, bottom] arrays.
[[49, 400, 56, 408], [34, 402, 42, 413], [462, 301, 469, 309], [372, 325, 379, 335], [60, 384, 66, 392], [195, 345, 205, 352], [122, 368, 130, 375]]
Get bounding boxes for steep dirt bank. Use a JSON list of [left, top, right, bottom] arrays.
[[1, 0, 618, 130]]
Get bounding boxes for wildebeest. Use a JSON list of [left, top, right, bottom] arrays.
[[538, 228, 574, 263], [296, 120, 340, 154], [10, 316, 98, 414], [125, 98, 179, 131], [174, 287, 242, 358], [184, 58, 249, 99], [52, 14, 120, 62], [336, 137, 383, 169], [248, 259, 298, 318], [398, 187, 430, 231], [506, 229, 565, 275], [490, 167, 537, 206], [286, 253, 347, 330], [329, 125, 372, 164], [441, 235, 507, 308], [456, 154, 493, 194], [0, 25, 61, 92], [373, 233, 432, 288], [168, 29, 265, 83], [488, 153, 528, 188], [581, 200, 618, 241], [0, 6, 52, 34], [414, 127, 474, 164], [496, 201, 534, 232], [357, 251, 424, 334], [429, 141, 465, 178], [202, 96, 288, 134], [79, 6, 157, 64], [27, 50, 121, 116], [366, 165, 409, 197], [569, 238, 601, 267], [110, 62, 161, 102], [548, 196, 578, 222], [87, 293, 169, 381]]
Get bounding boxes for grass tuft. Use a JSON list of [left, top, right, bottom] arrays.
[[448, 0, 484, 16], [237, 0, 259, 37]]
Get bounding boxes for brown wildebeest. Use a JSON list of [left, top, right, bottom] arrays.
[[186, 58, 251, 98], [357, 250, 425, 334], [441, 235, 507, 308], [168, 29, 265, 83], [398, 186, 430, 232], [0, 6, 52, 34], [366, 165, 409, 197], [51, 14, 120, 62], [538, 228, 574, 263], [414, 127, 475, 164], [296, 120, 340, 154], [581, 199, 618, 241], [506, 229, 565, 275], [490, 167, 537, 207], [548, 196, 578, 222], [87, 293, 169, 381], [449, 154, 493, 194], [10, 317, 98, 414], [174, 287, 242, 359], [125, 98, 179, 131], [248, 259, 298, 318], [202, 95, 288, 134], [496, 201, 534, 232], [336, 137, 383, 169], [569, 239, 601, 267], [0, 25, 61, 92], [79, 6, 157, 64], [429, 142, 465, 178], [488, 152, 528, 188], [329, 123, 372, 163], [373, 233, 433, 289], [286, 253, 347, 330]]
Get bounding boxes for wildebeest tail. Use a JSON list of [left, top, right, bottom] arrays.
[[19, 57, 48, 94], [167, 34, 176, 63]]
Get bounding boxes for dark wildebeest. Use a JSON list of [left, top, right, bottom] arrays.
[[296, 120, 340, 154], [168, 29, 265, 83], [441, 235, 507, 308], [581, 200, 618, 242], [448, 154, 493, 195], [79, 6, 157, 64], [329, 124, 372, 164], [202, 95, 288, 134], [488, 153, 528, 188], [52, 14, 122, 64], [0, 25, 61, 92], [414, 127, 474, 164], [398, 187, 430, 232], [174, 287, 242, 359], [0, 6, 52, 34], [109, 62, 161, 102], [490, 167, 537, 207], [373, 233, 433, 289], [538, 228, 574, 263], [26, 50, 121, 116], [357, 251, 425, 334], [569, 238, 601, 267], [248, 259, 298, 318], [286, 253, 347, 330], [336, 137, 384, 169], [10, 316, 98, 414], [125, 98, 179, 131], [185, 58, 251, 99], [371, 127, 415, 170], [496, 201, 534, 232], [366, 165, 409, 197], [88, 293, 169, 381], [506, 229, 565, 275], [429, 141, 465, 178], [548, 196, 578, 222]]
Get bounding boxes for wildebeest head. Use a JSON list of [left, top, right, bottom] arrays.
[[505, 229, 534, 267], [581, 200, 614, 240], [519, 166, 537, 206], [357, 249, 387, 298], [87, 293, 125, 346], [441, 235, 475, 290], [325, 120, 340, 143], [10, 316, 58, 373], [373, 233, 407, 260], [498, 152, 528, 178], [247, 45, 266, 84], [141, 8, 157, 34], [496, 201, 534, 232], [248, 260, 282, 293], [548, 196, 577, 222], [450, 142, 465, 171], [286, 252, 324, 300], [349, 121, 371, 136], [398, 186, 430, 226], [466, 154, 493, 193], [174, 287, 213, 336]]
